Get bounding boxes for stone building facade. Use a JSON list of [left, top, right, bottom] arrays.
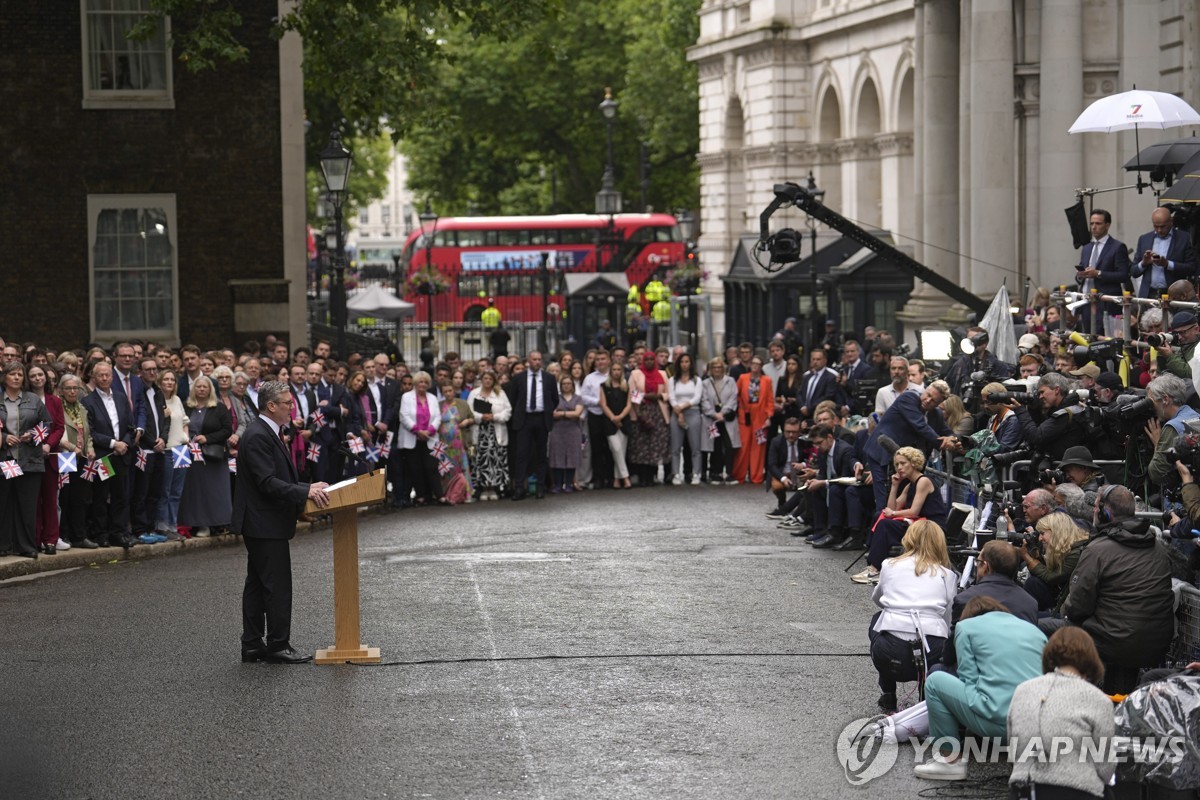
[[689, 0, 1200, 342]]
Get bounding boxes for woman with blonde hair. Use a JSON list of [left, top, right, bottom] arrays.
[[853, 446, 948, 585], [699, 357, 740, 484], [940, 394, 974, 438], [176, 374, 233, 537], [1019, 511, 1090, 612], [868, 520, 958, 711], [467, 370, 511, 500], [599, 362, 633, 489]]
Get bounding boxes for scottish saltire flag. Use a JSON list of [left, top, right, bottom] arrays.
[[135, 450, 148, 472], [94, 455, 116, 482], [307, 443, 321, 463], [0, 460, 23, 479], [30, 422, 50, 446], [57, 472, 70, 489], [364, 445, 382, 464], [171, 445, 192, 469], [58, 452, 77, 474], [227, 457, 238, 474], [347, 435, 365, 454], [81, 460, 100, 482], [188, 441, 205, 463]]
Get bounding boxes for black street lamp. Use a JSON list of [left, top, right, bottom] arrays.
[[319, 129, 353, 359], [418, 200, 439, 348], [595, 88, 623, 273], [804, 171, 826, 347]]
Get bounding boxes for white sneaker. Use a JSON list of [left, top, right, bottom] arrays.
[[850, 568, 880, 585], [194, 527, 212, 538], [914, 759, 968, 781], [725, 479, 740, 486], [671, 475, 683, 486], [55, 539, 71, 551], [690, 475, 701, 486]]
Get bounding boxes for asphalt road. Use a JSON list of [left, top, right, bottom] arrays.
[[0, 485, 1008, 799]]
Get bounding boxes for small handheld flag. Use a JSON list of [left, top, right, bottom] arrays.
[[135, 450, 148, 472], [0, 460, 24, 479], [227, 457, 238, 474], [437, 458, 454, 476], [58, 452, 78, 474], [188, 441, 205, 463], [81, 460, 100, 482], [307, 443, 322, 463], [30, 422, 50, 446], [431, 439, 448, 458], [311, 409, 327, 430], [707, 423, 720, 440], [347, 435, 365, 454], [364, 445, 382, 464], [171, 445, 192, 469], [755, 428, 768, 445], [57, 472, 70, 489], [94, 455, 116, 482]]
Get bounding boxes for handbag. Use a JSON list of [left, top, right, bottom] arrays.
[[202, 442, 226, 460]]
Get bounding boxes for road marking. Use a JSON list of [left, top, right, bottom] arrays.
[[0, 567, 82, 585], [383, 552, 569, 564]]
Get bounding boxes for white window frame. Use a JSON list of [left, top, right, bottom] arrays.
[[80, 0, 174, 110], [87, 194, 181, 344]]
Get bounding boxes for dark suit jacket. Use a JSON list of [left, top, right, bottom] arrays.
[[767, 435, 799, 482], [951, 574, 1039, 625], [1075, 237, 1131, 309], [231, 417, 309, 540], [863, 390, 950, 466], [142, 386, 168, 445], [369, 378, 397, 428], [797, 369, 841, 415], [1132, 228, 1198, 296], [112, 369, 147, 432], [82, 389, 136, 460], [816, 439, 860, 480], [509, 369, 558, 431]]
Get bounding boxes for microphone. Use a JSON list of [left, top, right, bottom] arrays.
[[336, 444, 376, 471], [877, 434, 900, 456]]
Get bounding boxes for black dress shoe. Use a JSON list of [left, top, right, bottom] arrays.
[[43, 544, 57, 555], [120, 535, 138, 549], [78, 538, 100, 549], [241, 647, 266, 663], [810, 533, 835, 548], [261, 647, 312, 664], [832, 536, 863, 552], [16, 551, 39, 559]]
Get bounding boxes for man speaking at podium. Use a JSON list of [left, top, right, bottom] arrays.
[[233, 380, 330, 664]]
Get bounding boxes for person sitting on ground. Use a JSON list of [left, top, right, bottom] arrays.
[[853, 446, 948, 585], [1007, 627, 1116, 800], [868, 520, 958, 713], [802, 423, 865, 551], [915, 596, 1047, 782], [1017, 511, 1090, 614], [951, 540, 1038, 624]]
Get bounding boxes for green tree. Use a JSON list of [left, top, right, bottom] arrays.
[[400, 0, 701, 216]]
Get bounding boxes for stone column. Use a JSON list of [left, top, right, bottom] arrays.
[[899, 0, 960, 329], [967, 0, 1015, 296], [1037, 0, 1082, 292]]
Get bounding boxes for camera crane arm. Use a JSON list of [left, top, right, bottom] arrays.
[[764, 182, 992, 317]]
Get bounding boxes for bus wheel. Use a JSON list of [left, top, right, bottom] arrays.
[[464, 305, 485, 323]]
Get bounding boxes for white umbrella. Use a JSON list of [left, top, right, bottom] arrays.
[[346, 283, 416, 320], [1068, 89, 1200, 134], [979, 285, 1018, 366]]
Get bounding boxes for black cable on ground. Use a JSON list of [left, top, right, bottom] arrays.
[[915, 773, 1009, 799], [349, 651, 872, 667]]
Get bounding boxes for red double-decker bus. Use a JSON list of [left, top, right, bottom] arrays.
[[397, 213, 686, 323]]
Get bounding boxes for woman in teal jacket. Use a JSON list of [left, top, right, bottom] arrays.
[[915, 595, 1047, 782]]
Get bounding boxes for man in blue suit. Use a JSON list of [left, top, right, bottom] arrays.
[[1131, 207, 1197, 298], [1075, 208, 1131, 336], [863, 380, 954, 511]]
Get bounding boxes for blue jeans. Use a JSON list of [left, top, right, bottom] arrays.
[[158, 462, 187, 528]]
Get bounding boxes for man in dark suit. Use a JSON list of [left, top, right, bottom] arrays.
[[81, 362, 137, 548], [863, 381, 954, 513], [232, 380, 330, 664], [305, 362, 341, 484], [288, 364, 318, 479], [797, 350, 842, 426], [766, 417, 805, 514], [803, 423, 866, 550], [131, 356, 168, 539], [1132, 207, 1197, 298], [111, 342, 148, 436], [1075, 208, 1131, 336], [950, 541, 1038, 625], [508, 350, 558, 500]]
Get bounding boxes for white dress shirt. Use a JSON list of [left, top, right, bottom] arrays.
[[581, 370, 608, 415], [97, 388, 121, 436], [527, 370, 544, 412]]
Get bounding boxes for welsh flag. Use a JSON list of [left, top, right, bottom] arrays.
[[94, 455, 116, 482], [57, 452, 78, 474]]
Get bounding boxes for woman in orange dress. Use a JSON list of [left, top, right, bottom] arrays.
[[733, 355, 774, 483]]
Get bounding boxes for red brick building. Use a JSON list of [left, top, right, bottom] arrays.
[[0, 1, 307, 352]]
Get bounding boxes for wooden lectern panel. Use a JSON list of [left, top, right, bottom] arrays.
[[305, 470, 387, 514]]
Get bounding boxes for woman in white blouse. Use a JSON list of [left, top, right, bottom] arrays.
[[667, 352, 703, 485], [156, 369, 190, 540], [467, 370, 513, 501], [868, 519, 958, 712]]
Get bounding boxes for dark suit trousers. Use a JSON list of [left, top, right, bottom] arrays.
[[131, 452, 165, 533], [401, 446, 443, 503], [587, 413, 613, 485], [811, 484, 863, 533], [0, 472, 41, 555], [242, 536, 293, 649], [868, 460, 889, 513], [59, 466, 93, 544], [89, 458, 130, 541], [514, 415, 549, 490]]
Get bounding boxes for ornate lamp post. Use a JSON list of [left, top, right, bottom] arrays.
[[595, 87, 623, 273], [804, 171, 826, 346], [319, 130, 353, 358]]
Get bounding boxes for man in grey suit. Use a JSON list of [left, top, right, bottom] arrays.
[[233, 380, 330, 664]]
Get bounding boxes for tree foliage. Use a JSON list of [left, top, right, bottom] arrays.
[[400, 0, 701, 217], [306, 131, 394, 223]]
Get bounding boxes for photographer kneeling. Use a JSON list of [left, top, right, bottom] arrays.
[[1144, 373, 1199, 490], [1017, 511, 1090, 613]]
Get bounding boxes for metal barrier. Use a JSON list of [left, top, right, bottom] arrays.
[[1169, 582, 1200, 666]]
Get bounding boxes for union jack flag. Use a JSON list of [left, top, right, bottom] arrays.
[[58, 452, 77, 474], [707, 423, 720, 440], [0, 460, 23, 479], [81, 460, 101, 482], [135, 450, 148, 472], [311, 409, 327, 430], [347, 435, 365, 454], [170, 445, 192, 469], [30, 422, 50, 446], [383, 431, 395, 452], [431, 439, 448, 459], [307, 443, 321, 463], [228, 457, 238, 474], [755, 427, 768, 445], [57, 472, 70, 489], [189, 441, 205, 463], [437, 458, 454, 476], [364, 445, 382, 463]]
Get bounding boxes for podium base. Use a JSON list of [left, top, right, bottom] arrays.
[[313, 646, 382, 665]]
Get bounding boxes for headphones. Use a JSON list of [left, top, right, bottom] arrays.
[[1096, 484, 1116, 523]]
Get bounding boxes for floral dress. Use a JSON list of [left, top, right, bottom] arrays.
[[438, 399, 473, 496]]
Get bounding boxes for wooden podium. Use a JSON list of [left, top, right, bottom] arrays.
[[308, 470, 386, 665]]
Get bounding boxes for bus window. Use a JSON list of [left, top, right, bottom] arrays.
[[529, 229, 557, 245], [457, 230, 486, 247], [458, 274, 486, 298], [484, 230, 500, 246], [497, 229, 530, 246], [434, 231, 456, 247], [654, 225, 680, 242]]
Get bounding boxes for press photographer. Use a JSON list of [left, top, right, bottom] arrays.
[[1016, 511, 1090, 613], [1014, 373, 1088, 460], [979, 382, 1024, 451], [1145, 373, 1200, 490], [943, 327, 1014, 397], [1158, 311, 1200, 381]]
